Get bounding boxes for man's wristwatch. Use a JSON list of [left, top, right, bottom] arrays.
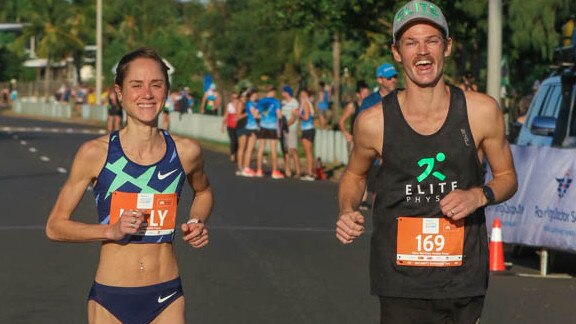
[[482, 185, 495, 206]]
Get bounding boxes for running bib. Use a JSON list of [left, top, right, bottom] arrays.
[[109, 192, 178, 236], [396, 217, 464, 267]]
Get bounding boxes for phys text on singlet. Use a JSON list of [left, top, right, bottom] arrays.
[[92, 130, 186, 243], [370, 86, 489, 299]]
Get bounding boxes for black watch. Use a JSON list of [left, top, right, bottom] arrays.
[[482, 185, 495, 206]]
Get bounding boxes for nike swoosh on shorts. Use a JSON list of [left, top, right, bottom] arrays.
[[157, 291, 178, 303]]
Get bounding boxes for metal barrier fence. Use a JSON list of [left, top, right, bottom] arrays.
[[13, 97, 72, 119], [81, 104, 108, 122], [10, 98, 350, 164]]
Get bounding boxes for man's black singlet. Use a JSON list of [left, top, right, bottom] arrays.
[[370, 86, 489, 299]]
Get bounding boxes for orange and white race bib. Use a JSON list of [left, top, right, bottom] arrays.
[[396, 217, 464, 267], [109, 192, 178, 236]]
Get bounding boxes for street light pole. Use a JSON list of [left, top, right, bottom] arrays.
[[487, 0, 502, 104], [96, 0, 103, 105]]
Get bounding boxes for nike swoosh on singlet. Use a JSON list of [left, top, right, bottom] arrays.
[[157, 169, 178, 180], [158, 291, 178, 303]]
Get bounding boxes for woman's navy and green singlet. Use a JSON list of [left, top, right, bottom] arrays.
[[93, 130, 186, 243], [371, 86, 488, 299]]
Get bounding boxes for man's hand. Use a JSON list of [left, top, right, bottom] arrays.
[[336, 211, 365, 244], [439, 188, 486, 221], [181, 220, 209, 248]]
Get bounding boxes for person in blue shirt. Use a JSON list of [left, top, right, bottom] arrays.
[[316, 81, 331, 129], [359, 63, 398, 113], [256, 86, 284, 179]]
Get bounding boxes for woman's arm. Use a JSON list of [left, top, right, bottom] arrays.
[[45, 138, 140, 242]]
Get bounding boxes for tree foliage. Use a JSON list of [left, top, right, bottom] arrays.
[[0, 0, 575, 98]]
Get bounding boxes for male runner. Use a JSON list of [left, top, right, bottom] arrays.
[[359, 63, 398, 112], [336, 1, 518, 323]]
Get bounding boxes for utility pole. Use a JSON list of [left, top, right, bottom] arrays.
[[96, 0, 103, 105], [487, 0, 502, 104]]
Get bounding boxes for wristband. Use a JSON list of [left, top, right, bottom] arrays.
[[186, 218, 201, 224], [482, 185, 495, 206]]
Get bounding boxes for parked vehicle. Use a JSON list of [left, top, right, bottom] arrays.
[[515, 45, 576, 147]]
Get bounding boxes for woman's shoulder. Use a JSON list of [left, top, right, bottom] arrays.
[[171, 134, 202, 158], [78, 135, 109, 157]]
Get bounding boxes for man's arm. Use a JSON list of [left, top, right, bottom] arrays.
[[336, 107, 383, 244], [440, 93, 517, 220]]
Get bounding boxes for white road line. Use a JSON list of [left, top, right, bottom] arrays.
[[2, 126, 105, 135], [29, 147, 37, 153], [40, 156, 50, 162], [57, 167, 67, 173], [20, 140, 27, 145]]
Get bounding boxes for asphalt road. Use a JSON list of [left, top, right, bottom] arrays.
[[0, 114, 575, 323]]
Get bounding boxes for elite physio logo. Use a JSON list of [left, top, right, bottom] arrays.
[[556, 169, 573, 199], [405, 152, 458, 204], [416, 152, 446, 182]]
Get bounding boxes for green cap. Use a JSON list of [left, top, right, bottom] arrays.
[[393, 1, 449, 43]]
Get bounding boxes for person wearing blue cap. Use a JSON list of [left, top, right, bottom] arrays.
[[336, 1, 517, 323], [358, 63, 398, 113]]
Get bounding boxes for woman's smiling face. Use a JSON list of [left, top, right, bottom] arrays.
[[115, 57, 168, 124]]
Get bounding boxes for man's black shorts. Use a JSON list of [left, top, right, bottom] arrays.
[[258, 128, 278, 140], [379, 295, 484, 324]]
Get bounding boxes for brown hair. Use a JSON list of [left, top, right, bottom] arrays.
[[114, 47, 170, 95]]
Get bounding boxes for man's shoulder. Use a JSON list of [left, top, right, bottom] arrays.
[[463, 91, 501, 119], [356, 104, 383, 133]]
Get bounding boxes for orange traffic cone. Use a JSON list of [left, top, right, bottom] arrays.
[[315, 157, 327, 180], [489, 218, 506, 271]]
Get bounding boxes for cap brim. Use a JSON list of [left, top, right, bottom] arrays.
[[394, 19, 448, 43]]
